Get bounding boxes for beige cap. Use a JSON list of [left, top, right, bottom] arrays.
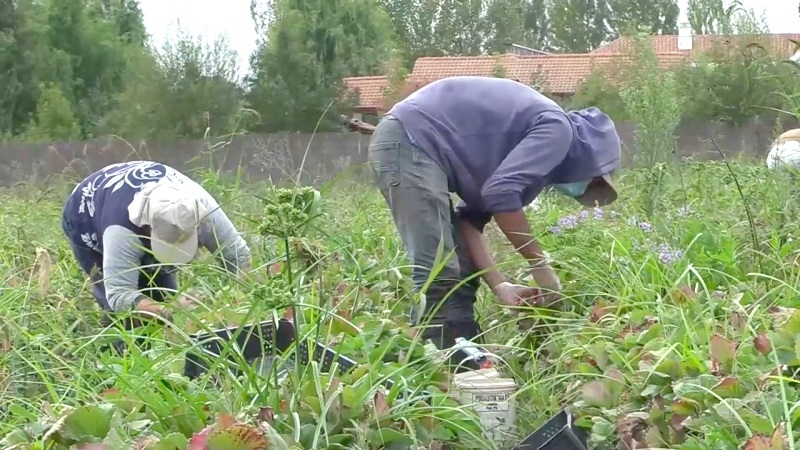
[[776, 128, 800, 144], [128, 182, 208, 265]]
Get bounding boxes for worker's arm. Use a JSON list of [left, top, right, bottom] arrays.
[[102, 225, 155, 313], [198, 196, 252, 277], [480, 111, 572, 289], [454, 205, 505, 291]]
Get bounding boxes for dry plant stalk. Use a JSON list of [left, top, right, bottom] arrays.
[[0, 316, 10, 354], [32, 247, 53, 299], [3, 272, 22, 288]]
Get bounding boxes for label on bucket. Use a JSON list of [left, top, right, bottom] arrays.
[[459, 390, 516, 442]]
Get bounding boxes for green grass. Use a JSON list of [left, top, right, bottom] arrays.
[[2, 158, 800, 449]]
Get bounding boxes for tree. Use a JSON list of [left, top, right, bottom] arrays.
[[548, 0, 611, 52], [484, 0, 550, 54], [22, 83, 81, 141], [606, 0, 678, 36], [0, 0, 37, 135], [687, 0, 737, 34], [246, 0, 394, 132], [380, 0, 488, 66], [92, 0, 147, 46], [101, 29, 245, 139]]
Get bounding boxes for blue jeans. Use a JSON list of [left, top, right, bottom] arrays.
[[367, 116, 482, 349]]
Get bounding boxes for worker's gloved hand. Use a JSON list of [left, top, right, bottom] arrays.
[[134, 298, 173, 324], [176, 288, 204, 310], [493, 281, 540, 306], [529, 260, 563, 308]]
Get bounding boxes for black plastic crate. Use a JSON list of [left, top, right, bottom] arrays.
[[183, 318, 296, 379], [297, 338, 357, 374], [512, 410, 589, 450]]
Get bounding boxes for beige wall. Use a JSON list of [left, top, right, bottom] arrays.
[[0, 117, 790, 187]]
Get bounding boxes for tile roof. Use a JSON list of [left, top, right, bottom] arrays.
[[344, 53, 688, 110], [591, 33, 800, 59], [342, 76, 390, 112], [343, 33, 800, 111], [411, 53, 688, 93]]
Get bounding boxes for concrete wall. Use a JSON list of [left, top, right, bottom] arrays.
[[0, 117, 791, 187]]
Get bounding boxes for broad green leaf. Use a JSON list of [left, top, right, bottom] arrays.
[[150, 432, 190, 449], [260, 422, 290, 450], [581, 380, 614, 408], [672, 399, 700, 416], [61, 404, 115, 441], [711, 377, 746, 399], [0, 429, 32, 446], [367, 428, 412, 447]]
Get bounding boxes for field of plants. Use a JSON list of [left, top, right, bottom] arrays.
[[1, 157, 800, 450]]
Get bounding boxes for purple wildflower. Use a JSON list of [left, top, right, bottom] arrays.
[[579, 209, 590, 221], [593, 207, 603, 220], [639, 222, 652, 232], [655, 243, 683, 264], [549, 226, 561, 234], [557, 215, 579, 229]]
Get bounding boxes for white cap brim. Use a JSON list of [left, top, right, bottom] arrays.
[[151, 230, 199, 265]]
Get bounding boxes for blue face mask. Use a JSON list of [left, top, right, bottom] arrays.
[[553, 180, 591, 198]]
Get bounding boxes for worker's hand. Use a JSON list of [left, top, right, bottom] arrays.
[[175, 288, 203, 310], [522, 289, 563, 309], [529, 261, 562, 292], [134, 298, 173, 323], [493, 282, 541, 307]]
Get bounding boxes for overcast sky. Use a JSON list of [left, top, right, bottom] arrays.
[[137, 0, 800, 77]]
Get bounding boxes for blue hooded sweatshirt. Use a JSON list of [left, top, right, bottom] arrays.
[[387, 76, 621, 229]]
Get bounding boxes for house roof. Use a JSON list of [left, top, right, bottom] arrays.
[[411, 52, 688, 93], [344, 33, 800, 112], [344, 53, 688, 111], [592, 33, 800, 58], [341, 76, 389, 113]]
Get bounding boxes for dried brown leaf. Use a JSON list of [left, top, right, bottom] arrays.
[[0, 316, 11, 355], [754, 333, 772, 355], [257, 407, 274, 424], [616, 413, 647, 450], [730, 312, 747, 332], [742, 433, 784, 450], [670, 413, 688, 432], [33, 247, 53, 299], [268, 262, 283, 276], [217, 412, 236, 429], [589, 300, 615, 323], [710, 333, 738, 367], [207, 424, 270, 450], [667, 285, 697, 305], [771, 423, 787, 449], [374, 389, 390, 417]]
